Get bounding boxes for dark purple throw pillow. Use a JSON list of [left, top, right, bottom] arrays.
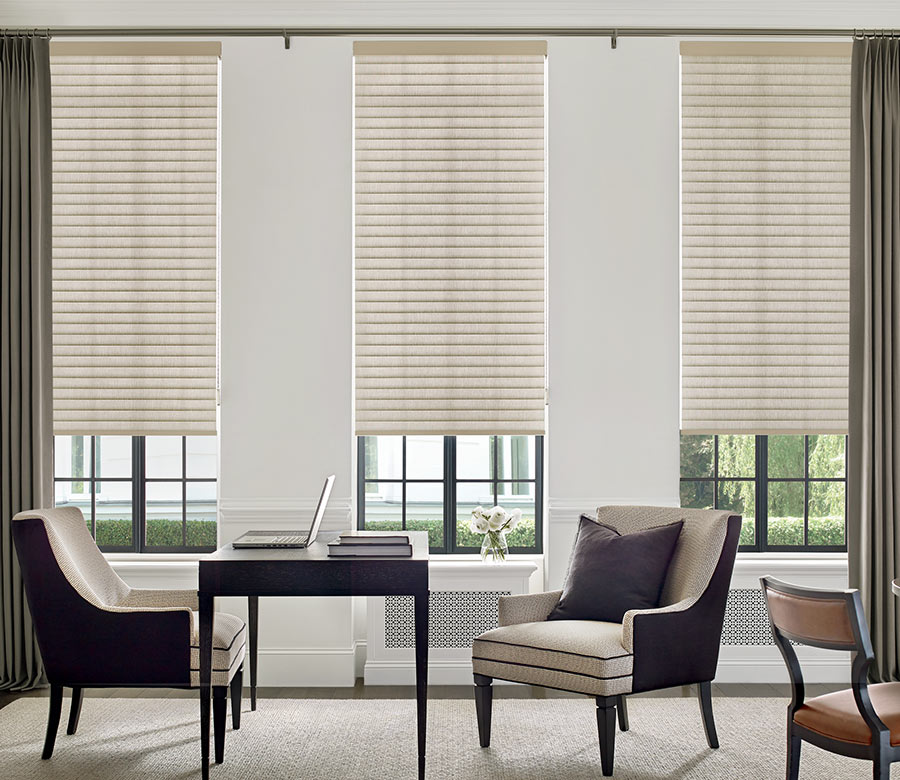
[[547, 516, 684, 623]]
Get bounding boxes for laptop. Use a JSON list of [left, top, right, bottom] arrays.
[[231, 475, 335, 549]]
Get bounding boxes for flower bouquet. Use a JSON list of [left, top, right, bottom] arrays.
[[470, 505, 522, 562]]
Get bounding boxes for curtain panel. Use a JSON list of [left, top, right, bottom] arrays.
[[0, 35, 52, 690], [848, 37, 900, 682]]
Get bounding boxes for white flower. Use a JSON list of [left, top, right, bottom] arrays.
[[470, 506, 490, 534], [506, 508, 523, 530], [488, 506, 507, 531]]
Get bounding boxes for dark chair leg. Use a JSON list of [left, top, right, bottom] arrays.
[[213, 686, 227, 764], [231, 665, 243, 730], [474, 674, 493, 748], [697, 681, 719, 749], [66, 687, 84, 735], [596, 696, 617, 777], [616, 695, 629, 731], [248, 595, 258, 712], [786, 731, 801, 780], [42, 684, 63, 760], [873, 755, 889, 780]]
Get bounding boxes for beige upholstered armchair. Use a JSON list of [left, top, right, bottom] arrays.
[[471, 506, 742, 776], [11, 507, 246, 764]]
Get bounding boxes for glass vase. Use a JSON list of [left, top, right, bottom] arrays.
[[481, 529, 509, 563]]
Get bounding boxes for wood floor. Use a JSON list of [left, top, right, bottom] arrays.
[[0, 681, 844, 713]]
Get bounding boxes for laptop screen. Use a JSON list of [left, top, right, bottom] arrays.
[[307, 474, 335, 545]]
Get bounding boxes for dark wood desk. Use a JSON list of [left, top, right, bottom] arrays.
[[197, 532, 430, 779]]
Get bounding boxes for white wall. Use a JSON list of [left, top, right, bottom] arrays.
[[217, 37, 356, 685], [546, 37, 681, 587]]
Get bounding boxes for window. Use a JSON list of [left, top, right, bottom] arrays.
[[358, 435, 543, 554], [49, 42, 220, 550], [54, 435, 217, 552], [679, 43, 850, 553], [680, 434, 846, 551]]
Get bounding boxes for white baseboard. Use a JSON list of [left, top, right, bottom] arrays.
[[365, 659, 517, 686], [255, 647, 356, 687], [715, 645, 849, 684], [363, 646, 851, 687]]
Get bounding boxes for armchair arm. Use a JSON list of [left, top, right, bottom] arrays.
[[119, 588, 199, 611], [621, 597, 696, 652], [498, 591, 562, 626]]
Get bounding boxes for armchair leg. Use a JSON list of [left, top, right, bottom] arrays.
[[473, 674, 493, 748], [786, 730, 801, 780], [616, 695, 629, 731], [873, 755, 889, 780], [231, 664, 243, 730], [42, 684, 63, 760], [697, 681, 719, 749], [66, 687, 84, 735], [595, 696, 617, 776], [213, 686, 227, 764]]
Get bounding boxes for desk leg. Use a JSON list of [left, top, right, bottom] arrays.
[[414, 591, 429, 780], [248, 595, 259, 711], [199, 593, 214, 780]]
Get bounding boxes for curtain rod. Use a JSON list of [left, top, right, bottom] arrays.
[[4, 26, 889, 38], [7, 26, 895, 51]]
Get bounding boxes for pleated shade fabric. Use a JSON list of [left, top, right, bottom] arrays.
[[50, 44, 219, 435], [680, 44, 851, 435], [354, 42, 547, 436]]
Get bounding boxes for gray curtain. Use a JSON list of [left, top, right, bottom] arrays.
[[849, 37, 900, 682], [0, 35, 52, 690]]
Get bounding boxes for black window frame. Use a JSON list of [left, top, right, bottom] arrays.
[[357, 435, 543, 555], [53, 435, 217, 554], [680, 434, 847, 553]]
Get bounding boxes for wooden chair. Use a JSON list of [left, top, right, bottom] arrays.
[[761, 576, 900, 780], [12, 507, 246, 764]]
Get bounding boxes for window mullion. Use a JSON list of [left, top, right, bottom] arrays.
[[356, 437, 366, 531], [134, 436, 145, 553], [445, 436, 455, 554], [757, 435, 768, 553]]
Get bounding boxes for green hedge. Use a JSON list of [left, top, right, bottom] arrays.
[[363, 517, 536, 549], [95, 518, 217, 549], [739, 515, 844, 547]]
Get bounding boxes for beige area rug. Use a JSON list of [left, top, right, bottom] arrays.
[[0, 696, 891, 779]]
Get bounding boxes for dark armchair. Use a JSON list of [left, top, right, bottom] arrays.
[[471, 506, 742, 775], [11, 507, 246, 764]]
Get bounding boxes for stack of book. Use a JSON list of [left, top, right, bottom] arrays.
[[327, 530, 413, 557]]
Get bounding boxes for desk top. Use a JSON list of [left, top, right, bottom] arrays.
[[202, 530, 430, 563]]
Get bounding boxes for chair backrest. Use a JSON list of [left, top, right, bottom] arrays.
[[761, 576, 868, 653], [12, 506, 130, 608], [760, 576, 888, 740], [592, 506, 736, 606]]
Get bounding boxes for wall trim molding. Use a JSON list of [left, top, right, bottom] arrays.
[[548, 497, 680, 524], [218, 496, 353, 534]]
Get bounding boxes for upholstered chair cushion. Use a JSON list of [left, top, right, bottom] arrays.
[[547, 516, 683, 623], [472, 619, 633, 696], [190, 612, 247, 687]]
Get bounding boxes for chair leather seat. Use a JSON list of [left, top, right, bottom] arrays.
[[189, 611, 246, 687], [472, 619, 633, 696], [793, 682, 900, 746]]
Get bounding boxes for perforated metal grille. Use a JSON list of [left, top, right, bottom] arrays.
[[721, 589, 774, 645], [384, 591, 510, 649]]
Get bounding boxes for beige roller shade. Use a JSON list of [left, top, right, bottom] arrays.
[[354, 44, 546, 436], [50, 45, 219, 436], [681, 46, 851, 435]]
